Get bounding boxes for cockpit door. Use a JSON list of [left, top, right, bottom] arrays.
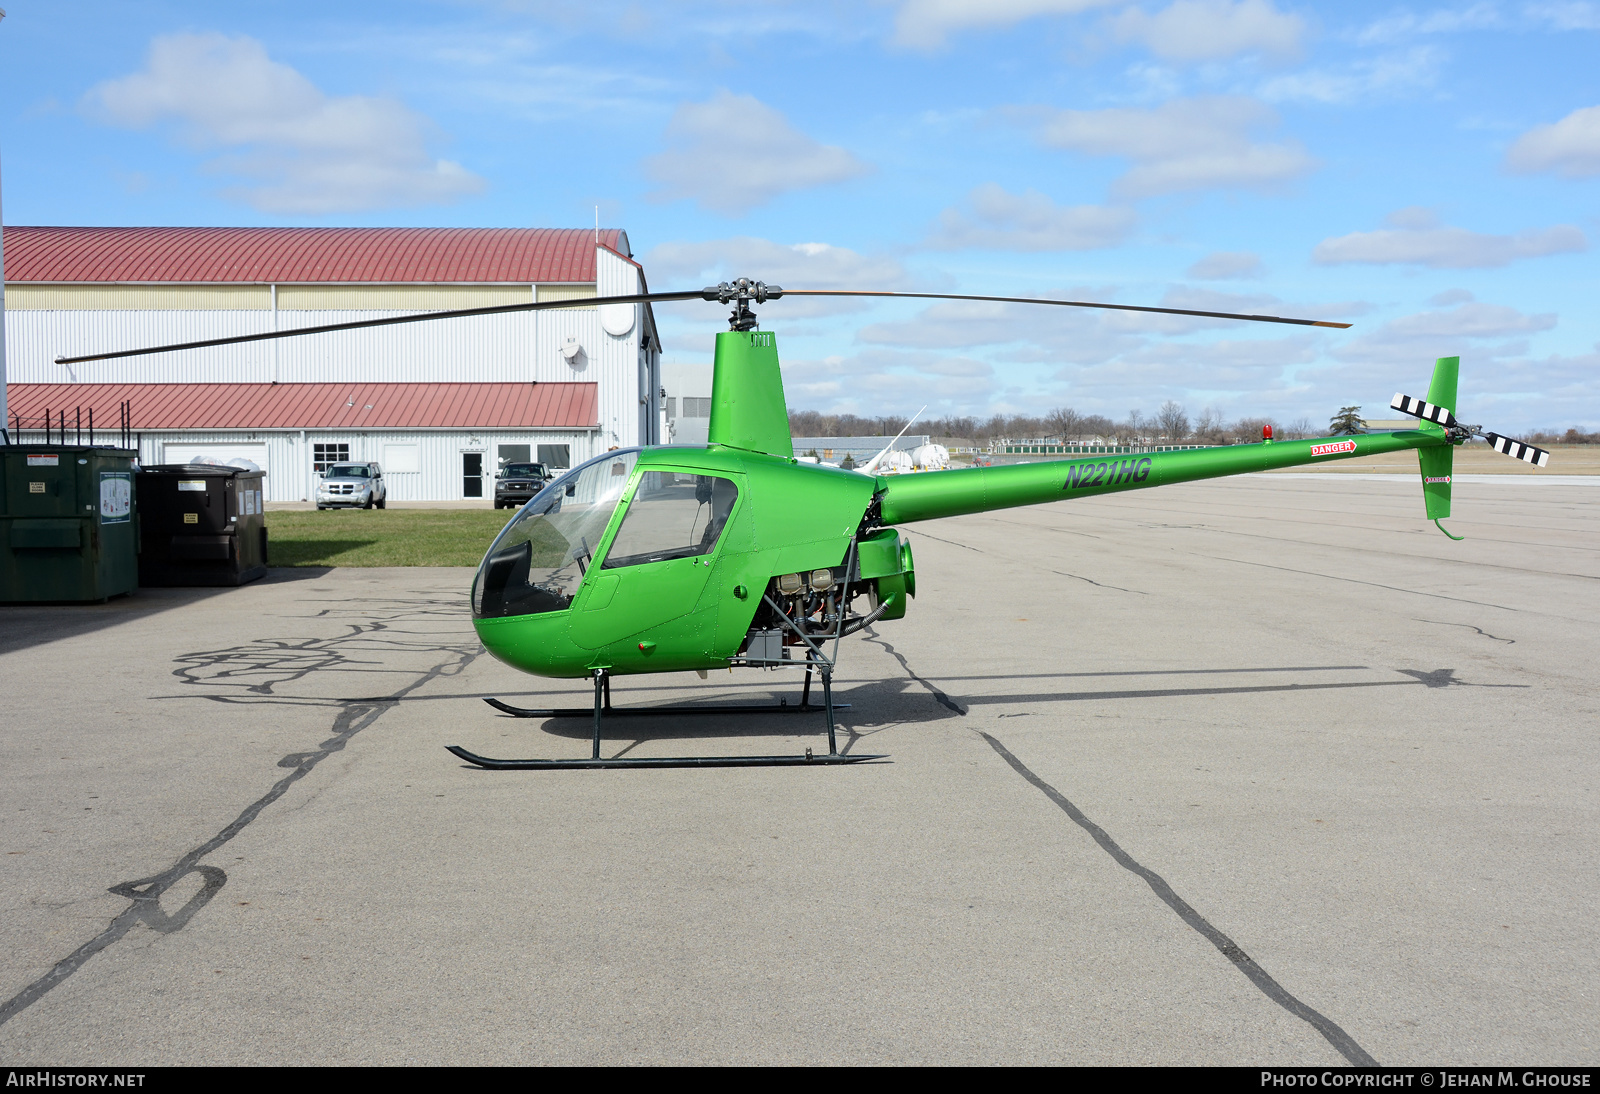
[[569, 470, 741, 650]]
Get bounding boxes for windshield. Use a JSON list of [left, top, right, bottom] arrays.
[[327, 464, 371, 478], [501, 463, 544, 478], [473, 449, 640, 619]]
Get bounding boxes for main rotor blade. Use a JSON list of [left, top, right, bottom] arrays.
[[54, 289, 708, 365], [780, 289, 1353, 329], [56, 281, 1351, 366]]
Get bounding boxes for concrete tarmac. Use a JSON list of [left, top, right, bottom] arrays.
[[1, 474, 1595, 1065]]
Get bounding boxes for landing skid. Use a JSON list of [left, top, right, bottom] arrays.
[[445, 747, 879, 770], [454, 659, 883, 770], [483, 667, 850, 718]]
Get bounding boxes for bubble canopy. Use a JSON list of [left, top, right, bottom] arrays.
[[471, 448, 741, 621], [473, 449, 641, 620]]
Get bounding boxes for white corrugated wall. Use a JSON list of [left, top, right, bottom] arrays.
[[8, 305, 618, 388], [6, 245, 659, 498], [137, 428, 601, 503]]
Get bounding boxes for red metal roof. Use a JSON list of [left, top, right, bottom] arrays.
[[3, 227, 628, 284], [6, 383, 598, 431]]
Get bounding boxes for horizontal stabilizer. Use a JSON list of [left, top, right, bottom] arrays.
[[1484, 433, 1551, 468], [1391, 392, 1457, 428]]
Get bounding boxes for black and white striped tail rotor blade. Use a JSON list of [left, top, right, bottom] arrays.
[[1484, 433, 1551, 468], [1391, 392, 1458, 428]]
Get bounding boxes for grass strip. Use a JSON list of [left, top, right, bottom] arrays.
[[266, 508, 512, 567]]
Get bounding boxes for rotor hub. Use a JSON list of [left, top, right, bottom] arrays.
[[702, 279, 784, 331]]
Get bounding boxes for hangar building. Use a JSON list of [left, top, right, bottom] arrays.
[[2, 226, 662, 502]]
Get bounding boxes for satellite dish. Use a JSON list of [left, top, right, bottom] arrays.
[[560, 336, 584, 363], [598, 302, 635, 337]]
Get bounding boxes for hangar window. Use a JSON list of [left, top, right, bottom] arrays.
[[313, 444, 350, 473]]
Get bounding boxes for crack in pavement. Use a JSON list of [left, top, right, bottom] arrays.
[[901, 527, 985, 553], [1051, 569, 1148, 595], [859, 626, 966, 714], [1209, 556, 1520, 612], [0, 602, 481, 1029], [863, 633, 1378, 1064], [1414, 619, 1516, 645], [980, 733, 1379, 1067]]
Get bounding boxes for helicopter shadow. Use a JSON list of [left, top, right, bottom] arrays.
[[489, 675, 949, 758], [496, 663, 1517, 758]]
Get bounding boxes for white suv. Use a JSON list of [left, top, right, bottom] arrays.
[[316, 462, 387, 510]]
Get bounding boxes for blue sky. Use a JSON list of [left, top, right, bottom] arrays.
[[2, 0, 1597, 431]]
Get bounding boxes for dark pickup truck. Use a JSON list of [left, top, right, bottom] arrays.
[[494, 462, 553, 509]]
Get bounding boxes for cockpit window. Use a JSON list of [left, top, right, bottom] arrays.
[[473, 449, 639, 619], [601, 473, 738, 569]]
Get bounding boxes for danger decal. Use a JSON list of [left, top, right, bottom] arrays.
[[1310, 440, 1358, 457], [1424, 476, 1451, 484]]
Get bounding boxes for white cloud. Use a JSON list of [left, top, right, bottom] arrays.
[[1187, 251, 1263, 278], [891, 0, 1116, 51], [855, 284, 1343, 358], [1525, 2, 1600, 30], [1355, 3, 1503, 44], [642, 91, 872, 215], [645, 237, 909, 287], [856, 295, 1155, 373], [926, 184, 1137, 251], [644, 236, 910, 318], [84, 33, 484, 215], [1332, 299, 1557, 368], [1506, 104, 1600, 178], [1380, 301, 1556, 339], [1257, 46, 1445, 104], [1110, 0, 1305, 62], [780, 349, 1002, 414], [1313, 208, 1588, 267], [1029, 95, 1317, 197]]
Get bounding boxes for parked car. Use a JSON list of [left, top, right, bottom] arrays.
[[316, 462, 387, 510], [494, 462, 552, 509]]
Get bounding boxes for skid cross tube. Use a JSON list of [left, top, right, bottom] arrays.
[[452, 663, 880, 770]]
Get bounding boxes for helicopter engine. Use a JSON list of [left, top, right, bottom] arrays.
[[736, 528, 915, 664]]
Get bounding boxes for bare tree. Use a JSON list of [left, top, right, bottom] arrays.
[[1234, 416, 1279, 443], [1286, 416, 1314, 440], [1156, 400, 1189, 442], [1046, 406, 1084, 443]]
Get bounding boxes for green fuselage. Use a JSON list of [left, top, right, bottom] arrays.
[[471, 330, 1456, 680], [472, 428, 1448, 679]]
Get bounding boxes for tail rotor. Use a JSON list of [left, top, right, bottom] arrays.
[[1389, 393, 1551, 468]]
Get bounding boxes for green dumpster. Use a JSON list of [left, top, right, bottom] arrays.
[[0, 444, 139, 603]]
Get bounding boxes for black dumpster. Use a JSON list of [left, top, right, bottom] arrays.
[[1, 444, 139, 602], [137, 464, 268, 586]]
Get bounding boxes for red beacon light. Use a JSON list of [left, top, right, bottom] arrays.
[[1262, 424, 1274, 442]]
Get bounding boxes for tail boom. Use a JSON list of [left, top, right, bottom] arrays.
[[878, 429, 1449, 525]]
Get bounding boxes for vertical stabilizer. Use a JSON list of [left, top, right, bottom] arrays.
[[708, 331, 794, 458], [1418, 356, 1458, 522], [1426, 355, 1459, 411]]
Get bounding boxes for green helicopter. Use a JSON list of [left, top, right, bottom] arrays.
[[58, 278, 1551, 769]]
